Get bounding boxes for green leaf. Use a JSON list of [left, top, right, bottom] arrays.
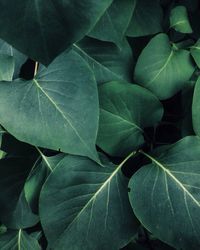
[[191, 39, 200, 68], [24, 151, 65, 213], [0, 157, 38, 229], [170, 6, 193, 34], [126, 0, 163, 37], [89, 0, 136, 46], [134, 33, 195, 99], [0, 39, 27, 79], [0, 0, 113, 65], [97, 81, 163, 156], [40, 154, 139, 249], [0, 50, 99, 162], [0, 230, 41, 250], [129, 136, 200, 249], [192, 77, 200, 136], [73, 37, 134, 84]]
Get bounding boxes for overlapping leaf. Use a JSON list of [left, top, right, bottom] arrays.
[[0, 230, 41, 250], [134, 33, 195, 99], [40, 155, 139, 250], [129, 136, 200, 249], [170, 6, 192, 34], [126, 0, 163, 37], [0, 50, 99, 161], [0, 0, 113, 65], [97, 81, 163, 156], [73, 37, 133, 84], [89, 0, 136, 46]]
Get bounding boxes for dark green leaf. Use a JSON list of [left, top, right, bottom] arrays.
[[0, 157, 38, 229], [129, 136, 200, 249], [97, 81, 163, 156], [0, 50, 99, 161], [89, 0, 136, 46], [134, 33, 195, 99], [74, 37, 134, 84], [40, 155, 139, 249], [126, 0, 163, 37], [0, 0, 113, 65], [0, 230, 41, 250]]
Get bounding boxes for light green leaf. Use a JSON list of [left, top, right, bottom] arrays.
[[73, 37, 133, 84], [40, 154, 139, 250], [0, 230, 41, 250], [191, 39, 200, 68], [129, 136, 200, 249], [0, 0, 113, 65], [170, 6, 193, 34], [0, 157, 38, 229], [89, 0, 136, 46], [134, 33, 195, 99], [126, 0, 163, 37], [97, 81, 163, 156], [192, 77, 200, 136], [0, 50, 99, 162]]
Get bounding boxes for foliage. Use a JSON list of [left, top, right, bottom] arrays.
[[0, 0, 200, 249]]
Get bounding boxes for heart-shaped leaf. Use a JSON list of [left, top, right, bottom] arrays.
[[170, 6, 192, 34], [134, 33, 195, 99], [40, 154, 139, 249], [0, 0, 113, 65], [0, 50, 99, 161], [97, 81, 163, 156], [129, 136, 200, 249]]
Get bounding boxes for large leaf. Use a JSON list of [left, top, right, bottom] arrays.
[[97, 81, 163, 156], [0, 50, 99, 161], [89, 0, 136, 46], [134, 33, 195, 99], [192, 77, 200, 135], [0, 157, 38, 228], [126, 0, 163, 37], [40, 155, 139, 249], [0, 0, 113, 65], [0, 230, 41, 250], [170, 6, 192, 34], [129, 136, 200, 249], [73, 37, 133, 84], [191, 39, 200, 68]]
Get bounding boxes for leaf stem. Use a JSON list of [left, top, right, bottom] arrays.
[[118, 151, 138, 169], [34, 61, 39, 77]]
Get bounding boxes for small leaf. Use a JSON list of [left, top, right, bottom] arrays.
[[191, 39, 200, 68], [134, 33, 195, 99], [97, 81, 163, 156], [170, 6, 193, 34], [40, 154, 139, 249], [129, 136, 200, 249], [0, 230, 41, 250], [0, 0, 113, 65], [89, 0, 136, 46], [74, 37, 134, 84], [126, 0, 163, 37], [0, 50, 99, 161]]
